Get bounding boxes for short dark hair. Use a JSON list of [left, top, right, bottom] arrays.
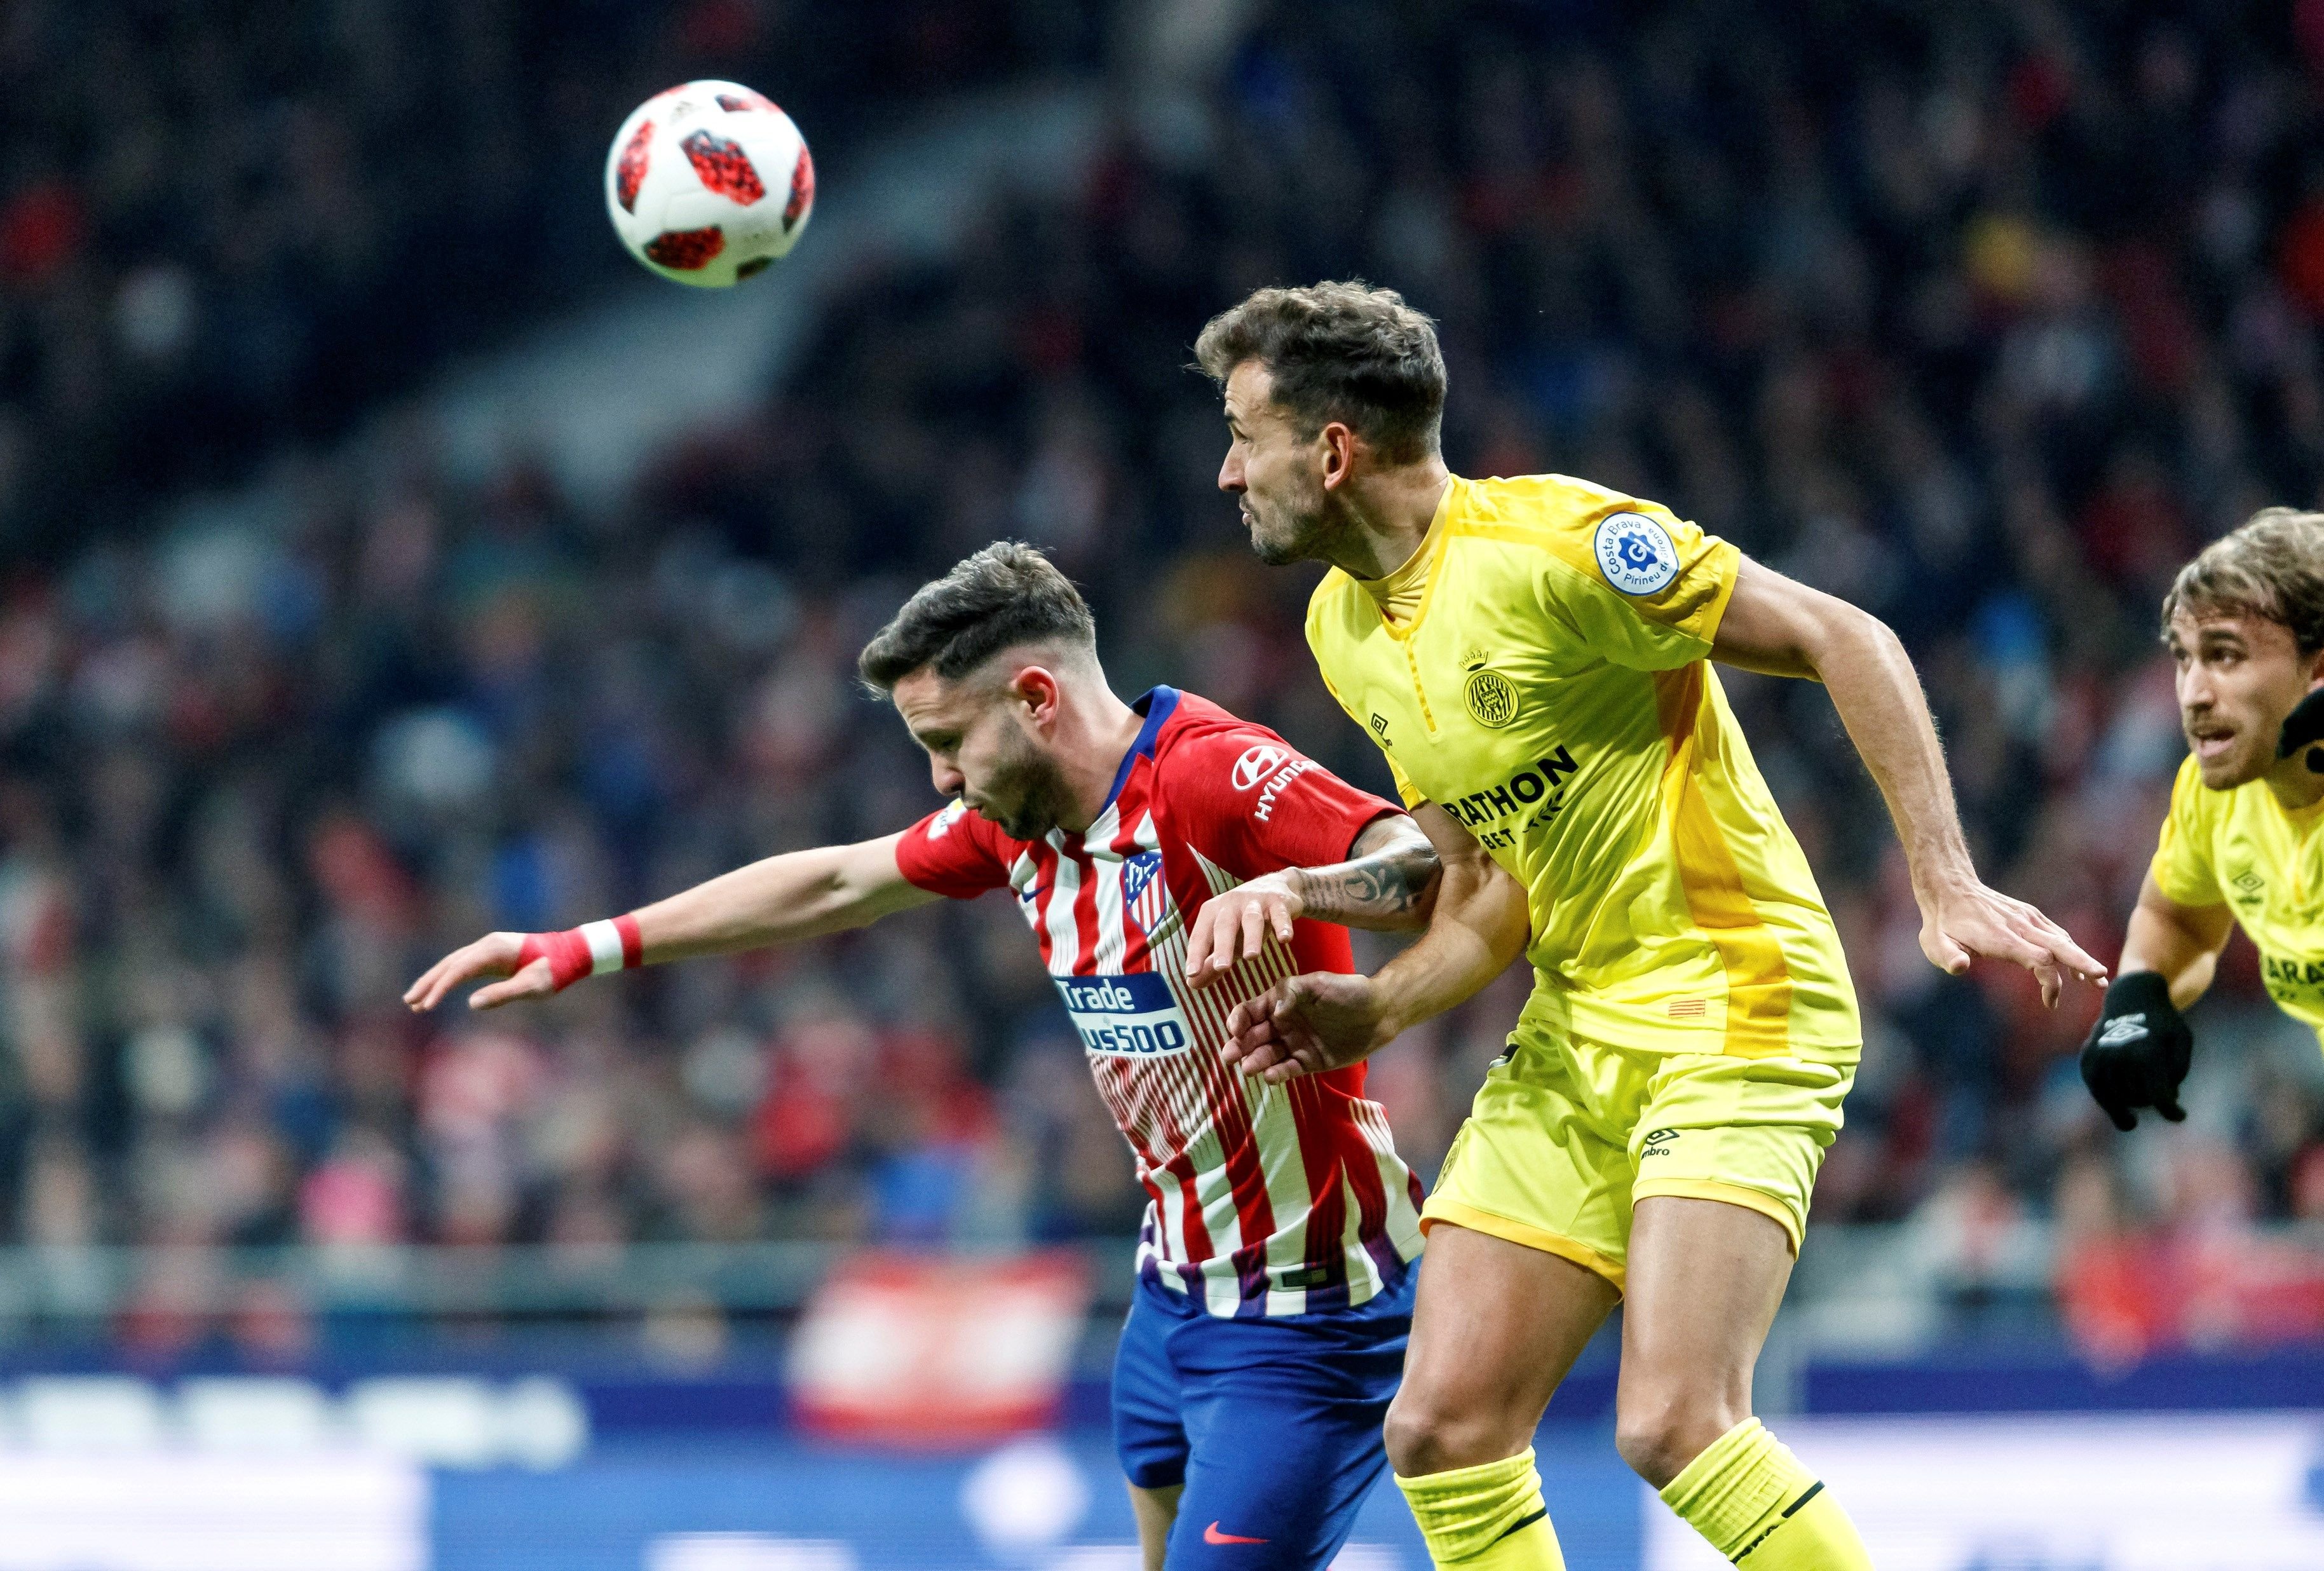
[[857, 541, 1097, 691], [1193, 280, 1446, 463], [2161, 507, 2324, 654]]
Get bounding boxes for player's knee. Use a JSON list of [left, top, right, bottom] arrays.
[[1614, 1385, 1743, 1489], [1383, 1388, 1518, 1478]]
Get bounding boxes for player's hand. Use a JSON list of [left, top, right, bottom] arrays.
[[2079, 971, 2193, 1131], [403, 932, 556, 1012], [2280, 685, 2324, 770], [1220, 970, 1398, 1084], [1917, 874, 2107, 1007], [1184, 873, 1303, 988]]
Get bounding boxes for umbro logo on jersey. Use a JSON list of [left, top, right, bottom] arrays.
[[2096, 1014, 2150, 1047], [1641, 1126, 1680, 1157], [1369, 712, 1391, 742]]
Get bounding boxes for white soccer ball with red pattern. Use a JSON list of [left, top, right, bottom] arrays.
[[604, 81, 815, 287]]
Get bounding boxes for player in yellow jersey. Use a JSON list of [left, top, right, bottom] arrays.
[[2077, 509, 2324, 1131], [1176, 283, 2107, 1571]]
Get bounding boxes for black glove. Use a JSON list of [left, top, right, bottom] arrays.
[[2278, 687, 2324, 771], [2079, 970, 2192, 1132]]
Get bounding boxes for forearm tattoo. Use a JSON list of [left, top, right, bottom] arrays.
[[1288, 824, 1440, 924]]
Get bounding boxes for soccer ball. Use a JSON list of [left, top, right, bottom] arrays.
[[604, 81, 815, 287]]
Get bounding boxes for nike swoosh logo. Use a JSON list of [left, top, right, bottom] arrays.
[[1204, 1522, 1268, 1546]]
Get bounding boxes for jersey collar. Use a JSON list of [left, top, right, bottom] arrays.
[[1364, 476, 1460, 643], [1103, 686, 1181, 812]]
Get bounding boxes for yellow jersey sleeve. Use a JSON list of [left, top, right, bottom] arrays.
[[2151, 753, 2225, 908], [1535, 498, 1740, 672]]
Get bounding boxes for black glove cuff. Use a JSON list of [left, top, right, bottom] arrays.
[[2279, 688, 2324, 759], [2101, 970, 2174, 1021]]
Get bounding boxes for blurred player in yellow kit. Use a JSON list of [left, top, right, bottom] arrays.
[[1179, 283, 2107, 1571], [2079, 510, 2324, 1130]]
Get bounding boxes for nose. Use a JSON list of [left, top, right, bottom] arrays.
[[1217, 449, 1244, 494], [931, 758, 964, 798]]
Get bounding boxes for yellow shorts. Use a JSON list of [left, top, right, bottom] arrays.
[[1421, 1025, 1854, 1293]]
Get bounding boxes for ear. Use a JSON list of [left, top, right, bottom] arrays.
[[1317, 420, 1359, 492], [1009, 664, 1064, 728]]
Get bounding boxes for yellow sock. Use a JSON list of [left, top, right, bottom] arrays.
[[1658, 1418, 1872, 1568], [1394, 1447, 1566, 1568]]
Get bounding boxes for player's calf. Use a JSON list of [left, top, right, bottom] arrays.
[[1657, 1419, 1872, 1571], [1624, 1197, 1872, 1569], [1388, 1227, 1616, 1568]]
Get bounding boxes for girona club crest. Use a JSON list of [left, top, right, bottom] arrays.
[[1460, 648, 1519, 730]]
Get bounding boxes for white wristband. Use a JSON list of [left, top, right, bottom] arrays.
[[579, 919, 627, 976]]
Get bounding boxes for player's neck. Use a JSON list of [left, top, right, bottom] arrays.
[[1325, 461, 1452, 581], [2264, 749, 2324, 812], [1056, 684, 1146, 834]]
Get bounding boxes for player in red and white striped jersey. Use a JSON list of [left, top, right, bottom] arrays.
[[894, 679, 1425, 1317], [405, 543, 1457, 1570]]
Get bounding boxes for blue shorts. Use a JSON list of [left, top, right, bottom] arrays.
[[1112, 1267, 1415, 1570]]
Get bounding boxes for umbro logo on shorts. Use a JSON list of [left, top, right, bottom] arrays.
[[1640, 1127, 1680, 1157]]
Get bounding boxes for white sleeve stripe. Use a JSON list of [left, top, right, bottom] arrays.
[[580, 920, 626, 976]]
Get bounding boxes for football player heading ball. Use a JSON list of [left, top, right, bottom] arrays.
[[1183, 282, 2105, 1571]]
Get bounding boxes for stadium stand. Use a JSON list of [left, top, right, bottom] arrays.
[[0, 1, 2321, 1363]]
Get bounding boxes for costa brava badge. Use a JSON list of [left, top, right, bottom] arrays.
[[1594, 511, 1680, 595], [1461, 648, 1519, 729]]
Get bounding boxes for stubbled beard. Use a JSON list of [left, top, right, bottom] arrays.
[[2189, 728, 2267, 787], [1250, 529, 1304, 566], [986, 746, 1072, 841], [1246, 501, 1324, 566]]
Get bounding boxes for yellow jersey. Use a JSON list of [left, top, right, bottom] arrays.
[[1305, 472, 1860, 1059], [2151, 752, 2324, 1042]]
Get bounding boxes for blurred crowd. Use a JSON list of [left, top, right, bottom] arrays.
[[0, 0, 1092, 561], [4, 0, 2324, 1356]]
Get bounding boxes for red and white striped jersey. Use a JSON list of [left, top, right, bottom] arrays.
[[894, 687, 1426, 1317]]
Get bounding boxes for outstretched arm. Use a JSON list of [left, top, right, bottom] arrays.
[[1219, 802, 1530, 1082], [404, 832, 937, 1011], [1183, 812, 1440, 984], [1711, 557, 2107, 1005]]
